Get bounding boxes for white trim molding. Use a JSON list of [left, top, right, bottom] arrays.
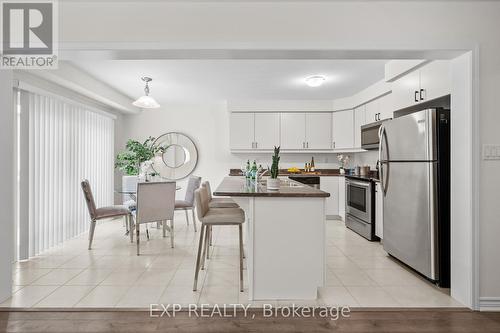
[[479, 298, 500, 312]]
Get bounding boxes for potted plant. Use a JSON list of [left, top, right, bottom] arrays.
[[267, 146, 281, 190], [115, 137, 163, 183]]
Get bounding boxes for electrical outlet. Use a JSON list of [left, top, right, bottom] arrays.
[[483, 144, 500, 160]]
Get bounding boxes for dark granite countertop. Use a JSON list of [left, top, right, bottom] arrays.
[[213, 177, 330, 198], [229, 168, 342, 177]]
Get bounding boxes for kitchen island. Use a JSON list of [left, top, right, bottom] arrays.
[[213, 177, 330, 300]]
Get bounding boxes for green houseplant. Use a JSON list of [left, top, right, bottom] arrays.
[[115, 137, 163, 176], [267, 146, 281, 190]]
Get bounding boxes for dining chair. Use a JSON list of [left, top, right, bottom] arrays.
[[134, 181, 176, 255], [192, 185, 245, 292], [81, 179, 133, 250], [175, 176, 201, 232]]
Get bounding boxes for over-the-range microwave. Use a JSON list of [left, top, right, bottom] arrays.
[[361, 119, 391, 150]]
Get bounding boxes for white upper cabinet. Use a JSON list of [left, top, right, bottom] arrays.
[[353, 106, 366, 148], [378, 94, 393, 120], [365, 99, 380, 123], [391, 60, 451, 111], [419, 60, 451, 102], [391, 68, 421, 111], [305, 113, 332, 149], [365, 94, 393, 123], [230, 113, 254, 150], [332, 110, 354, 150], [254, 113, 280, 149], [230, 112, 280, 150], [280, 113, 306, 149]]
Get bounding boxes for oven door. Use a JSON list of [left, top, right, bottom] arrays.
[[346, 179, 372, 222]]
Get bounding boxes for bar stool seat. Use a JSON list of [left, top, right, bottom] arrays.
[[193, 186, 245, 292], [208, 198, 239, 209], [202, 208, 245, 224]]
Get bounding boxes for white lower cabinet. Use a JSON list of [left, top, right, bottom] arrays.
[[375, 182, 383, 239], [320, 176, 339, 218], [338, 176, 346, 221]]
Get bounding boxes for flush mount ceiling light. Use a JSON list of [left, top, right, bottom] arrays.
[[305, 75, 326, 87], [132, 76, 160, 109]]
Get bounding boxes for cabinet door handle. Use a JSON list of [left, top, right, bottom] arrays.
[[420, 88, 425, 101], [307, 142, 309, 148], [302, 142, 305, 149], [414, 90, 419, 103], [255, 142, 257, 149], [333, 141, 336, 149]]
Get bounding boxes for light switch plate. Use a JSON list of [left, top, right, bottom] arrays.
[[483, 144, 500, 160]]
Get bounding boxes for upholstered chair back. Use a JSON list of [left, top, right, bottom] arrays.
[[81, 179, 97, 220], [194, 187, 209, 220], [136, 182, 176, 224], [201, 181, 213, 201], [184, 176, 201, 205]]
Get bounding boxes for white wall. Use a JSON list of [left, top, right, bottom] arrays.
[[4, 0, 500, 306], [115, 102, 349, 201], [0, 71, 14, 302], [115, 102, 236, 199]]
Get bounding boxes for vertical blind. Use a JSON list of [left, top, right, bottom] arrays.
[[24, 90, 114, 256]]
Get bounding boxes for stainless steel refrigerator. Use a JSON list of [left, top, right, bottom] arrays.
[[379, 108, 450, 287]]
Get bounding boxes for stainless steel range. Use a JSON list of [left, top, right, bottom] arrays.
[[345, 176, 377, 241]]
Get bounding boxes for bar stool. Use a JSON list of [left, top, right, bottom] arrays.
[[202, 181, 239, 208], [201, 181, 239, 249], [192, 186, 245, 292]]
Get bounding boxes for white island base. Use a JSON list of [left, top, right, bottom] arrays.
[[232, 196, 326, 301]]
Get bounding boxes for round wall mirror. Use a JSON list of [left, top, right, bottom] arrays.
[[162, 144, 188, 168], [152, 132, 198, 180]]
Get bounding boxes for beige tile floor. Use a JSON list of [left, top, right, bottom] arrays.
[[1, 214, 463, 308]]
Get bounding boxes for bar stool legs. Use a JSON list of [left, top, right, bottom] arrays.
[[239, 224, 244, 292], [193, 224, 206, 291], [193, 223, 244, 292]]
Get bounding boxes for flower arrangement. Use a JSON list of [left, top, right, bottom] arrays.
[[337, 154, 350, 174]]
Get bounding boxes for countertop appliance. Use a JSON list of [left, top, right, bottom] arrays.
[[288, 175, 320, 189], [361, 119, 390, 150], [379, 108, 450, 287], [345, 176, 377, 241]]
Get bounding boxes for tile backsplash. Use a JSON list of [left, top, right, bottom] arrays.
[[232, 150, 379, 171]]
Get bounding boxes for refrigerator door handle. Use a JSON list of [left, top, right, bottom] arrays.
[[379, 125, 389, 196]]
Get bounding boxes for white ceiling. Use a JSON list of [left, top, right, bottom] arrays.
[[72, 59, 387, 104]]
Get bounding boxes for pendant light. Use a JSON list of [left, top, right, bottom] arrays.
[[132, 77, 160, 109]]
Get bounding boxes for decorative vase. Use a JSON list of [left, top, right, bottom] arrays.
[[267, 178, 280, 190], [340, 168, 345, 175]]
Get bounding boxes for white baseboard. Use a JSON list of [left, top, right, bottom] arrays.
[[479, 297, 500, 311]]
